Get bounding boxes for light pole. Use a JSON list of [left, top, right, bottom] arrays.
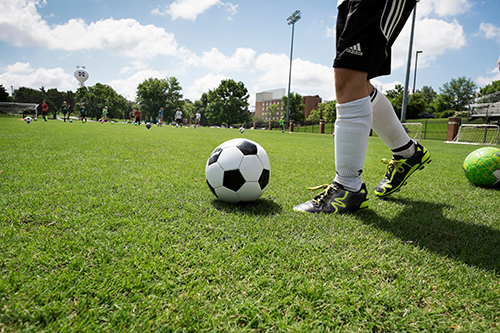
[[285, 10, 301, 125], [401, 3, 418, 123], [413, 50, 423, 93]]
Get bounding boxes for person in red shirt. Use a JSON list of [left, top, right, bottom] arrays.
[[134, 108, 141, 125], [42, 100, 48, 122]]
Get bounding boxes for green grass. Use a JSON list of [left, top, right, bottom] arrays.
[[1, 116, 499, 332]]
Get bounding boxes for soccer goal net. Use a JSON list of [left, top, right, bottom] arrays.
[[402, 122, 422, 141], [0, 102, 39, 118], [448, 124, 500, 145]]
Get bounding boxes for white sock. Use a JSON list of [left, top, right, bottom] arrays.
[[371, 88, 415, 158], [333, 96, 373, 192]]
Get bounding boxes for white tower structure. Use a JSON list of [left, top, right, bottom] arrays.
[[74, 66, 89, 87]]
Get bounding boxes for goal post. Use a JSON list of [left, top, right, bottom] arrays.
[[0, 102, 39, 119], [447, 124, 500, 145], [401, 122, 422, 141]]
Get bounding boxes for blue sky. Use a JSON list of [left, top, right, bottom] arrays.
[[1, 0, 499, 109]]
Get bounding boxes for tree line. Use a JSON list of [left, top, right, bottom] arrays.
[[1, 76, 499, 125], [0, 77, 251, 126]]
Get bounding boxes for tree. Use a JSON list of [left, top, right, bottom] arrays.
[[421, 85, 437, 105], [282, 93, 305, 123], [406, 92, 427, 119], [307, 100, 337, 123], [477, 80, 500, 104], [136, 77, 183, 122], [478, 80, 500, 97], [432, 77, 477, 112], [13, 87, 42, 104], [266, 104, 279, 120], [164, 77, 183, 120], [0, 85, 12, 102], [194, 93, 209, 126], [76, 83, 127, 120], [182, 100, 195, 124], [205, 79, 250, 126]]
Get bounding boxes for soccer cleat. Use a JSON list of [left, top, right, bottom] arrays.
[[293, 182, 369, 214], [374, 141, 431, 197]]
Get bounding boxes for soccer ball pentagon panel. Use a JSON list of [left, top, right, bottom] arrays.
[[206, 139, 271, 203], [463, 147, 500, 187]]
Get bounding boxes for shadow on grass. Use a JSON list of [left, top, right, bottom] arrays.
[[212, 198, 282, 216], [359, 197, 500, 273]]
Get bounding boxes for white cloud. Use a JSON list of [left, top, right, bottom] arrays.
[[390, 17, 467, 71], [0, 62, 74, 92], [418, 0, 472, 18], [152, 0, 238, 21], [476, 71, 500, 86], [479, 22, 500, 42], [186, 47, 256, 72], [255, 53, 334, 100], [0, 0, 181, 59], [184, 73, 229, 101]]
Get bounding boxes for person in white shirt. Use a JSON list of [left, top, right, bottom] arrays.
[[175, 108, 183, 127], [194, 110, 202, 128]]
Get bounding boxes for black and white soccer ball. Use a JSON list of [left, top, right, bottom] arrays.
[[239, 126, 245, 134], [24, 116, 32, 124], [206, 138, 271, 203]]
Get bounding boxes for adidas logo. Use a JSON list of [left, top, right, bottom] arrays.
[[346, 43, 363, 56]]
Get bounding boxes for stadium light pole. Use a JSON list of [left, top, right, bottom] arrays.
[[285, 10, 301, 126], [401, 2, 418, 123], [413, 50, 423, 93]]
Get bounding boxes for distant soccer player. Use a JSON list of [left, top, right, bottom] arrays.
[[194, 110, 201, 128], [134, 108, 141, 125], [101, 106, 108, 123], [42, 100, 48, 122], [294, 0, 431, 214], [158, 107, 164, 126], [79, 102, 87, 123], [175, 108, 182, 127], [60, 101, 70, 122], [280, 116, 285, 133]]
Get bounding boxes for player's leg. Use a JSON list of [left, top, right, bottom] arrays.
[[294, 1, 377, 214], [294, 68, 371, 214], [365, 0, 432, 196], [371, 82, 431, 197]]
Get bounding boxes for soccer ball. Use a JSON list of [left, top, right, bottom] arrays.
[[239, 126, 245, 134], [206, 139, 271, 203], [24, 116, 32, 124], [146, 123, 152, 129], [69, 119, 73, 123], [463, 147, 500, 187]]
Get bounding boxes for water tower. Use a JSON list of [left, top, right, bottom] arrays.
[[74, 66, 89, 87]]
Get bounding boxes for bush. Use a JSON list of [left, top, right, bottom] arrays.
[[436, 110, 456, 118]]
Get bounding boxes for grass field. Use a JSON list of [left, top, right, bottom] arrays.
[[1, 116, 499, 332]]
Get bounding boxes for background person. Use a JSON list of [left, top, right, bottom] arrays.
[[60, 101, 70, 122], [175, 108, 182, 127], [42, 100, 48, 121], [134, 108, 141, 125], [101, 106, 108, 123], [79, 102, 87, 123]]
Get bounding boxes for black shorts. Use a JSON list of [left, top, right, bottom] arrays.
[[334, 0, 416, 80]]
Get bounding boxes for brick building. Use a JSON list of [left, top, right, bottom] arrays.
[[254, 89, 322, 121], [303, 95, 322, 119]]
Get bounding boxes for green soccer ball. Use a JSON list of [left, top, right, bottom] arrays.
[[463, 147, 500, 187]]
